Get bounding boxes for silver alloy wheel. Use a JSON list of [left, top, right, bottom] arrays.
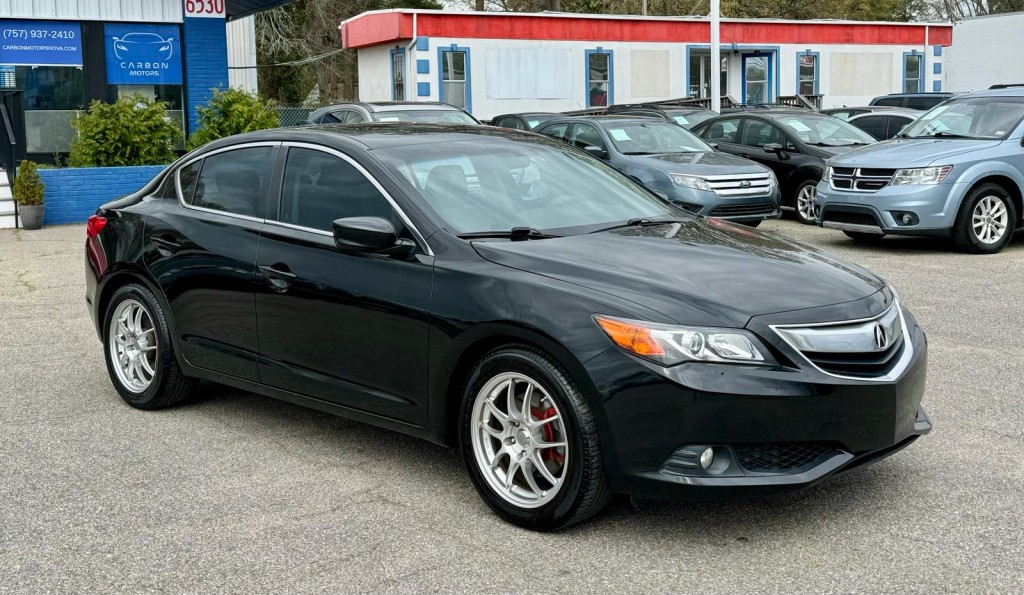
[[797, 185, 817, 222], [971, 195, 1009, 245], [108, 299, 158, 394], [470, 372, 568, 509]]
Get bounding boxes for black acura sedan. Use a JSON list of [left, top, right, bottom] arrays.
[[85, 124, 931, 530]]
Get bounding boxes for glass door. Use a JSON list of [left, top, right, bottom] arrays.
[[688, 49, 727, 99], [742, 54, 771, 104]]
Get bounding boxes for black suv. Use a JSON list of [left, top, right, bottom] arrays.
[[307, 101, 479, 125], [691, 111, 876, 224], [535, 116, 780, 225], [604, 104, 718, 130]]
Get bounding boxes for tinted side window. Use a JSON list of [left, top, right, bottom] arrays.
[[906, 96, 940, 110], [191, 147, 273, 218], [703, 119, 740, 143], [538, 123, 569, 141], [569, 124, 606, 150], [873, 97, 902, 107], [498, 117, 525, 130], [741, 120, 787, 147], [887, 116, 914, 138], [344, 110, 367, 123], [319, 112, 341, 124], [852, 115, 888, 140], [278, 147, 394, 232], [177, 160, 202, 204]]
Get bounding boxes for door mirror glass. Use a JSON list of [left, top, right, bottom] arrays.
[[584, 145, 608, 159], [332, 216, 398, 252]]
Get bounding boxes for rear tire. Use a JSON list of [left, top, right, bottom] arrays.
[[844, 231, 886, 244], [793, 180, 819, 225], [102, 283, 196, 409], [460, 345, 610, 531], [951, 183, 1016, 254]]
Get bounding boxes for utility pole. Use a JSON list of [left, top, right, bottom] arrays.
[[710, 0, 721, 112], [642, 0, 648, 15], [475, 0, 484, 11]]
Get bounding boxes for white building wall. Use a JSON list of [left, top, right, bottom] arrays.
[[0, 0, 183, 22], [359, 37, 945, 119], [227, 15, 258, 94], [947, 12, 1024, 92]]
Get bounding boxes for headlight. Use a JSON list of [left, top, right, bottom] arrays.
[[891, 165, 952, 186], [823, 166, 832, 181], [115, 43, 127, 51], [670, 174, 712, 192], [594, 315, 773, 366], [767, 170, 778, 190]]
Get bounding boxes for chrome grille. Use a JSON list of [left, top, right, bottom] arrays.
[[829, 167, 896, 193], [704, 172, 773, 197]]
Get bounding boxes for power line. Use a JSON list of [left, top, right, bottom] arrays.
[[228, 47, 346, 69]]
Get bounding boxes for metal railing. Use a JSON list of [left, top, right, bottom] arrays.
[[1, 90, 25, 229]]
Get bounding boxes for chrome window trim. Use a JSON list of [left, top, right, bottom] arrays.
[[174, 141, 281, 224], [275, 142, 434, 256], [769, 299, 914, 383]]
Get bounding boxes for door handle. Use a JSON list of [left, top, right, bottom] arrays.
[[738, 153, 751, 159], [151, 235, 180, 256], [258, 264, 297, 292]]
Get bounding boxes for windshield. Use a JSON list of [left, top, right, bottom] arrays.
[[774, 115, 876, 146], [604, 122, 713, 154], [901, 96, 1024, 139], [672, 112, 716, 129], [371, 110, 478, 125], [526, 115, 557, 129], [375, 139, 679, 235]]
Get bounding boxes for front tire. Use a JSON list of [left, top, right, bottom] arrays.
[[460, 345, 610, 531], [952, 183, 1016, 254], [103, 283, 196, 409], [793, 180, 820, 225]]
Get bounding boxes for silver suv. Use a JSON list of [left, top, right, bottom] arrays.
[[815, 88, 1024, 253]]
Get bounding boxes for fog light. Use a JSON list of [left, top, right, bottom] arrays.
[[700, 447, 714, 469], [891, 211, 919, 226]]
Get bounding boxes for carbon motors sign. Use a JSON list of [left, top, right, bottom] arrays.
[[104, 23, 182, 85]]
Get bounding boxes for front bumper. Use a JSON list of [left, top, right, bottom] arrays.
[[815, 180, 964, 236], [583, 304, 930, 501], [664, 185, 782, 223]]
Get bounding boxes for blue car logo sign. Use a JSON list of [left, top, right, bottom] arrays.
[[104, 24, 182, 85], [112, 32, 174, 62]]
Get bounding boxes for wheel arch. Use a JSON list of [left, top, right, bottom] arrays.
[[783, 166, 824, 205], [965, 174, 1023, 223], [96, 265, 182, 354]]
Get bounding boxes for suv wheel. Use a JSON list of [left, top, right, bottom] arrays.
[[793, 180, 819, 225], [460, 345, 610, 531], [952, 183, 1017, 254]]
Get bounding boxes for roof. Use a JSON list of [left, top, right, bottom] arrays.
[[227, 0, 294, 20], [964, 87, 1024, 98], [214, 123, 554, 150], [340, 9, 953, 49]]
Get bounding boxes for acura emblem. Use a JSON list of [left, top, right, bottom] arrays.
[[873, 323, 888, 350]]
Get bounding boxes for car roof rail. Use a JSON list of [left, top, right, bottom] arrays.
[[989, 83, 1024, 89]]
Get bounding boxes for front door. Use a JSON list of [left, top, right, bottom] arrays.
[[255, 144, 433, 424], [743, 54, 772, 104]]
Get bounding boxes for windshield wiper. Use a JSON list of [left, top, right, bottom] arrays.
[[588, 217, 687, 234], [911, 131, 979, 139], [457, 227, 560, 240]]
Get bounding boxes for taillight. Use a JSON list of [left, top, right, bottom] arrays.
[[86, 215, 107, 238]]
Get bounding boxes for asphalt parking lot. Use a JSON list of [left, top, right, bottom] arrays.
[[1, 220, 1022, 593]]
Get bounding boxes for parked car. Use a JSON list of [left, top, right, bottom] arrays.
[[604, 103, 718, 129], [816, 87, 1024, 253], [847, 110, 920, 140], [307, 101, 479, 124], [490, 112, 560, 130], [869, 92, 956, 110], [690, 111, 876, 224], [820, 106, 906, 121], [85, 124, 931, 530], [533, 115, 780, 225]]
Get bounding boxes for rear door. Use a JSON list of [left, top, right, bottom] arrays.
[[850, 114, 889, 140], [254, 143, 434, 423], [699, 117, 745, 156], [143, 143, 279, 381]]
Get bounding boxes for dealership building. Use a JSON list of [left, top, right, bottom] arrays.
[[341, 10, 954, 119]]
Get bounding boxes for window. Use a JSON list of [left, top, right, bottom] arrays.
[[902, 96, 1024, 140], [440, 49, 469, 110], [851, 115, 888, 140], [538, 123, 569, 141], [569, 124, 605, 151], [743, 55, 771, 104], [904, 53, 923, 93], [16, 66, 86, 153], [190, 147, 273, 218], [177, 160, 202, 204], [703, 119, 740, 143], [604, 122, 711, 154], [688, 49, 727, 99], [742, 120, 788, 148], [391, 48, 406, 100], [278, 148, 394, 232], [497, 117, 525, 130], [798, 53, 818, 96], [887, 115, 915, 138], [873, 97, 903, 107], [906, 96, 942, 111], [586, 50, 613, 107]]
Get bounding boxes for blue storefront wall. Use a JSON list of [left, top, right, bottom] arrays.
[[38, 166, 165, 225], [183, 17, 230, 135]]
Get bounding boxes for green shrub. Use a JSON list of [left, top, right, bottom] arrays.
[[69, 94, 181, 167], [187, 88, 280, 150], [13, 160, 45, 206]]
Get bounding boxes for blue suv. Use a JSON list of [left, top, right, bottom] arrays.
[[815, 87, 1024, 253]]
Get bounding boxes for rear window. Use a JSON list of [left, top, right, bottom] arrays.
[[872, 97, 903, 107], [906, 96, 946, 110], [371, 110, 478, 124]]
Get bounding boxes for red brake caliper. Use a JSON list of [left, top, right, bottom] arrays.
[[530, 407, 565, 463]]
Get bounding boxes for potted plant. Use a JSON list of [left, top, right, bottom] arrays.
[[13, 160, 45, 230]]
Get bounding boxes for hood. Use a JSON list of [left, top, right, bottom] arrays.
[[625, 151, 767, 176], [471, 219, 885, 328], [828, 138, 1000, 168]]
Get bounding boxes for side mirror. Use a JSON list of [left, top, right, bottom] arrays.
[[708, 143, 719, 150], [583, 145, 608, 159], [332, 216, 408, 254], [763, 143, 783, 154]]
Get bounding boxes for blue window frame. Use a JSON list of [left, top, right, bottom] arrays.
[[741, 53, 773, 104], [584, 48, 614, 108], [438, 44, 471, 112], [796, 52, 819, 96], [903, 52, 923, 94], [390, 47, 406, 101]]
